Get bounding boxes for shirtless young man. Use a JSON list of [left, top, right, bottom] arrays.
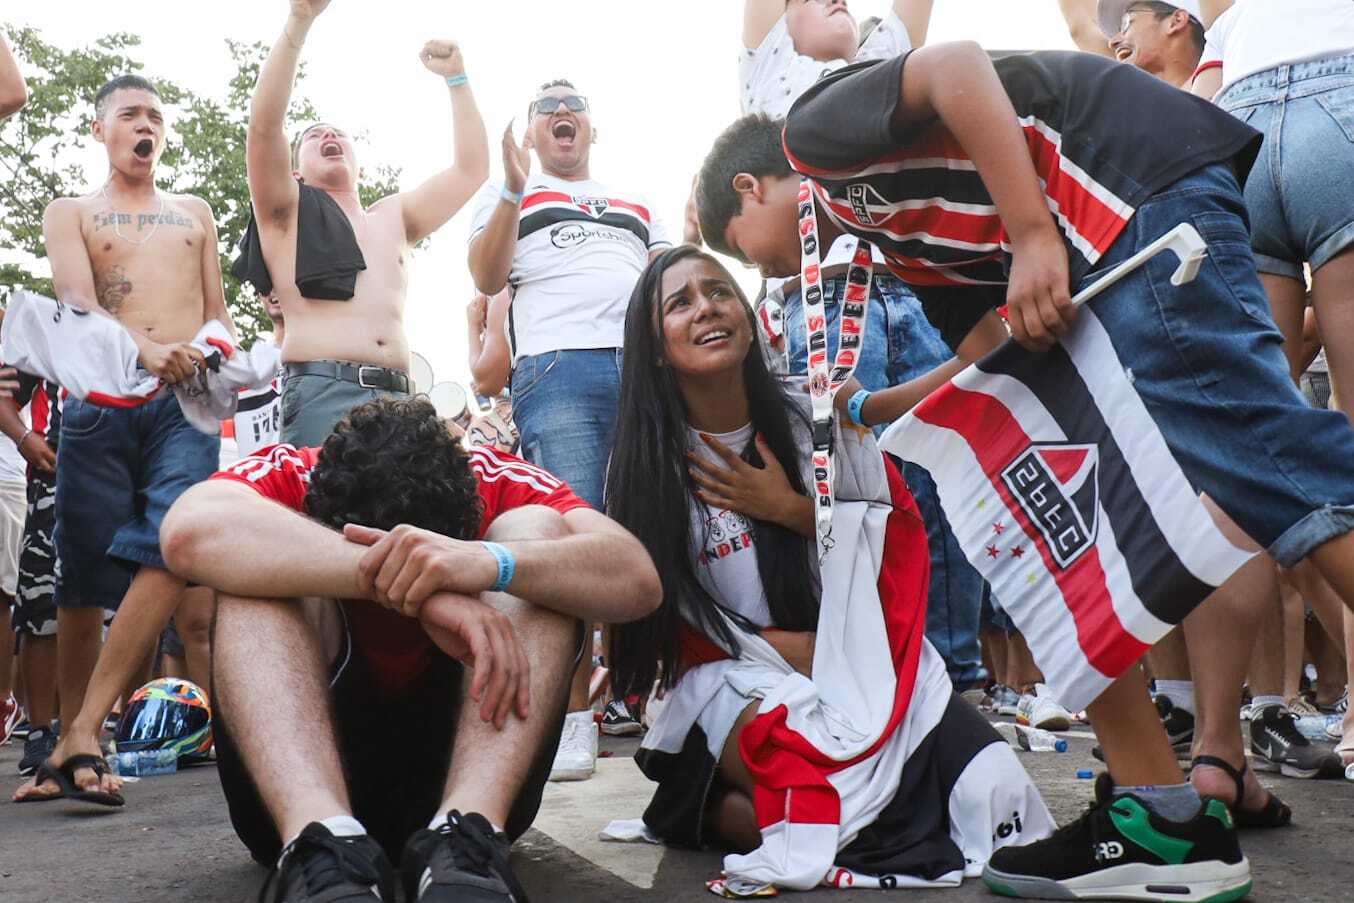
[[0, 29, 28, 119], [15, 74, 234, 803], [241, 0, 488, 446]]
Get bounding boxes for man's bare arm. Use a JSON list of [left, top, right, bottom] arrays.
[[195, 198, 237, 340], [397, 41, 490, 244], [467, 123, 530, 295], [1191, 65, 1223, 99], [161, 479, 367, 599], [0, 31, 27, 119], [469, 289, 512, 397], [744, 0, 786, 49], [345, 507, 664, 624], [895, 0, 935, 48], [247, 3, 326, 224], [1057, 0, 1114, 56]]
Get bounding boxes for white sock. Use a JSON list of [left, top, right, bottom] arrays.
[[1251, 694, 1285, 713], [278, 815, 366, 868], [1155, 679, 1196, 715], [429, 811, 504, 834]]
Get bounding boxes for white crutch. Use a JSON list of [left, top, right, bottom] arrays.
[[1071, 223, 1208, 308]]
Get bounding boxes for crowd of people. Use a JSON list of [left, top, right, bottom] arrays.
[[2, 1, 1353, 901]]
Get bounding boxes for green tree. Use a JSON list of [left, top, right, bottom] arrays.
[[0, 26, 400, 345]]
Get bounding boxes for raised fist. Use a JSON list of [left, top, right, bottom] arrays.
[[289, 0, 332, 22], [420, 40, 465, 78]]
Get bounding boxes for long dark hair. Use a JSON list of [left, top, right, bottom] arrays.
[[606, 245, 820, 696]]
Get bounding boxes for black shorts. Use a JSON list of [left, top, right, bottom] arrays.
[[214, 613, 573, 865]]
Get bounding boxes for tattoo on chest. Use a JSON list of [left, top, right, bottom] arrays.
[[92, 208, 195, 233], [95, 265, 133, 313]]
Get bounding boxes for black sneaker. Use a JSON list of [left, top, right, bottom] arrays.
[[983, 774, 1251, 902], [401, 811, 527, 902], [18, 726, 57, 777], [1092, 695, 1195, 763], [600, 698, 643, 737], [258, 823, 395, 903], [1249, 704, 1342, 779]]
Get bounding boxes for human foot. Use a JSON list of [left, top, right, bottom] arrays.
[[12, 733, 122, 802], [1190, 754, 1290, 829]]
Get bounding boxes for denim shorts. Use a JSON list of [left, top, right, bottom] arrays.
[[1217, 53, 1354, 278], [510, 348, 620, 510], [55, 394, 220, 609], [1084, 162, 1354, 566], [280, 373, 408, 448]]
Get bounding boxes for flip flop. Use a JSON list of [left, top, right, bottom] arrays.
[[1191, 754, 1289, 829], [14, 754, 124, 807]]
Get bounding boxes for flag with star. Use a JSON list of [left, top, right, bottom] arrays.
[[878, 310, 1254, 711]]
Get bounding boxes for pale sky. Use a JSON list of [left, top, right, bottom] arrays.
[[7, 1, 1076, 392]]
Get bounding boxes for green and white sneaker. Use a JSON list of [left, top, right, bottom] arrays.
[[983, 774, 1251, 902]]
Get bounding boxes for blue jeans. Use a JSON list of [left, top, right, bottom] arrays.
[[510, 348, 622, 510], [1085, 163, 1354, 566], [784, 275, 988, 686], [1218, 53, 1354, 277], [55, 394, 221, 608]]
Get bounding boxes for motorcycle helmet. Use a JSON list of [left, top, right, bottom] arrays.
[[115, 677, 212, 764]]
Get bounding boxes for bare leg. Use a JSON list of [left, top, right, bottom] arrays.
[[1146, 628, 1190, 697], [1340, 609, 1354, 765], [1248, 574, 1287, 699], [0, 598, 14, 700], [1279, 579, 1306, 702], [1005, 631, 1043, 689], [1087, 668, 1183, 787], [707, 702, 763, 853], [175, 586, 216, 693], [18, 634, 57, 727], [214, 591, 349, 844], [566, 638, 592, 712], [436, 507, 580, 827], [1311, 248, 1354, 422], [1307, 618, 1343, 707], [1258, 273, 1307, 383]]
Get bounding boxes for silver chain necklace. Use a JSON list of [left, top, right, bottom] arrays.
[[100, 183, 166, 247]]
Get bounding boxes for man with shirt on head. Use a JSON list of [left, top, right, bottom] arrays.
[[160, 397, 661, 903], [238, 0, 488, 447], [467, 78, 671, 780], [13, 71, 234, 805]]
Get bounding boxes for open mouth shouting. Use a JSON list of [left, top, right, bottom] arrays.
[[320, 140, 344, 159], [551, 120, 578, 143], [1115, 44, 1134, 62], [133, 138, 154, 160]]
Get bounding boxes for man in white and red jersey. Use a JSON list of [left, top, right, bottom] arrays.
[[159, 397, 659, 903], [467, 77, 671, 779]]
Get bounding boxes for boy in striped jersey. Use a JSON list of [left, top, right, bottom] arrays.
[[697, 41, 1354, 900]]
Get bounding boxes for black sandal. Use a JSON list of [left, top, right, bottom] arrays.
[[1190, 754, 1289, 829], [14, 754, 125, 808]]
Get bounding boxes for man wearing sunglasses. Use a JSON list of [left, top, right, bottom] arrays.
[[467, 79, 671, 784], [1061, 0, 1205, 88]]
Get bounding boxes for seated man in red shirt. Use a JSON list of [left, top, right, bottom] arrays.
[[158, 398, 661, 903]]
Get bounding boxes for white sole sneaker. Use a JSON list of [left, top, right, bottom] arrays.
[[984, 858, 1252, 902]]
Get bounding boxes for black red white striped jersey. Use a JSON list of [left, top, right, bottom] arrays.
[[469, 174, 671, 359], [783, 51, 1261, 344]]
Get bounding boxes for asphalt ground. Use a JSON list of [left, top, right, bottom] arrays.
[[0, 718, 1350, 903]]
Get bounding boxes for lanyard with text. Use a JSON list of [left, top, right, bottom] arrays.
[[798, 178, 873, 560]]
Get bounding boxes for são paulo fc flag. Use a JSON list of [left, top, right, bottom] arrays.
[[878, 309, 1254, 711]]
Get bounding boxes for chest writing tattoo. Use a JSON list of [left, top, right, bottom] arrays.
[[95, 265, 133, 313], [92, 209, 195, 232]]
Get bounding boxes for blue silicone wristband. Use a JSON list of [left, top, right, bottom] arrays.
[[445, 74, 469, 88], [500, 186, 523, 206], [481, 541, 515, 592], [846, 389, 872, 427]]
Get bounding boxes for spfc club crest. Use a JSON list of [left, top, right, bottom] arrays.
[[1000, 443, 1099, 569], [574, 196, 610, 217]]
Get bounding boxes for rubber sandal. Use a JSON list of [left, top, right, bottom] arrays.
[[15, 754, 124, 807], [1191, 754, 1289, 829]]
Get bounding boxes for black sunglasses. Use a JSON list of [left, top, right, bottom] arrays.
[[530, 95, 589, 117]]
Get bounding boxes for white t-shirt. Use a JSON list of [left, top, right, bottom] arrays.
[[742, 12, 911, 302], [688, 423, 771, 627], [468, 174, 671, 360], [233, 372, 283, 458], [1203, 0, 1354, 93], [740, 10, 913, 119], [0, 411, 28, 484]]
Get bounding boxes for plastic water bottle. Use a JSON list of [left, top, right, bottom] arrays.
[[995, 721, 1068, 753], [111, 748, 178, 776], [1345, 761, 1354, 783]]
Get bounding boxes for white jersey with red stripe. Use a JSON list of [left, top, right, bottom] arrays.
[[468, 174, 671, 360]]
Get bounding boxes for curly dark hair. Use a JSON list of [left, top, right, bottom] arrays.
[[304, 397, 482, 541]]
